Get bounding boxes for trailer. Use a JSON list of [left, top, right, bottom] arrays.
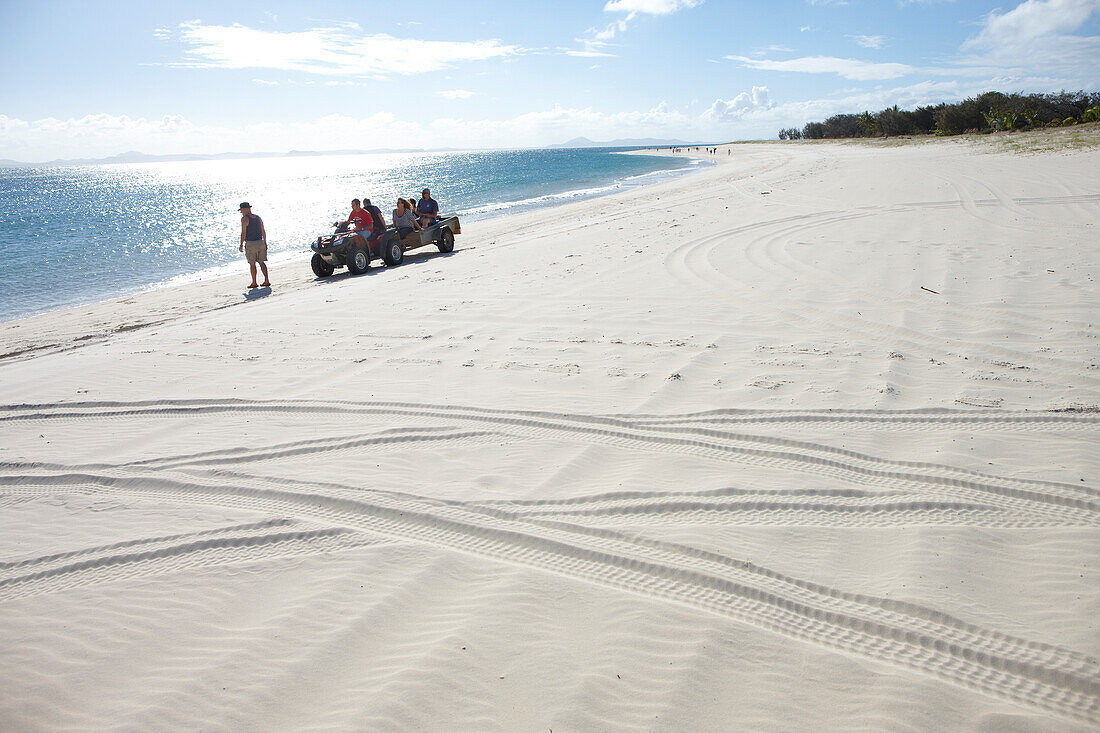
[[310, 215, 461, 278], [400, 215, 461, 255]]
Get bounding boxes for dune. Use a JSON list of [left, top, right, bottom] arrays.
[[1, 131, 1098, 731]]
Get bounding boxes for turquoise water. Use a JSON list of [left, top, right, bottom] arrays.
[[0, 148, 701, 321]]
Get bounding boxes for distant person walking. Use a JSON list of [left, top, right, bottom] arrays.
[[238, 202, 269, 288]]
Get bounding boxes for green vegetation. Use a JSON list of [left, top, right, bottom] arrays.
[[783, 91, 1100, 141]]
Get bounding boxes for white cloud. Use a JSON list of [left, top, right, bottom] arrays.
[[703, 87, 773, 122], [439, 89, 475, 99], [0, 86, 1010, 161], [174, 22, 521, 76], [751, 44, 795, 55], [955, 0, 1100, 80], [849, 34, 887, 49], [769, 81, 967, 121], [964, 0, 1100, 49], [575, 18, 630, 54], [0, 115, 30, 137], [424, 102, 697, 148], [603, 0, 703, 14], [252, 78, 280, 86], [728, 0, 1097, 89], [727, 54, 916, 80], [688, 80, 983, 141], [577, 0, 701, 54], [2, 114, 202, 160], [566, 49, 616, 57], [0, 103, 707, 161]]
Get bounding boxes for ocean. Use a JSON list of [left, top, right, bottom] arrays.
[[0, 147, 702, 322]]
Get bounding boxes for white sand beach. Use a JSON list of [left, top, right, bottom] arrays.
[[1, 131, 1098, 731]]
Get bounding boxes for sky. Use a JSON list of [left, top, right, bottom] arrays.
[[1, 0, 1098, 161]]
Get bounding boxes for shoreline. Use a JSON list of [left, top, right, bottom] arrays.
[[0, 152, 713, 361], [0, 150, 707, 327]]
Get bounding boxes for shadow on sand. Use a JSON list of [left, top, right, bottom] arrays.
[[243, 286, 272, 301], [308, 248, 458, 285]]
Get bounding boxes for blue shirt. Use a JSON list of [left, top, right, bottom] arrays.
[[243, 214, 263, 241], [416, 197, 438, 216]]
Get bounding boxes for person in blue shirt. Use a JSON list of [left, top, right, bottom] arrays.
[[363, 198, 383, 220], [415, 188, 439, 227], [237, 202, 269, 288]]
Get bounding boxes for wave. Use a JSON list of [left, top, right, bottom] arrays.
[[458, 159, 708, 222]]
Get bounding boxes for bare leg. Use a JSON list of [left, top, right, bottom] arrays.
[[248, 262, 259, 288], [260, 262, 270, 286]]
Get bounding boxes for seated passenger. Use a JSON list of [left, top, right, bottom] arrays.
[[364, 205, 387, 253], [363, 198, 383, 220], [416, 188, 439, 227], [393, 198, 422, 239]]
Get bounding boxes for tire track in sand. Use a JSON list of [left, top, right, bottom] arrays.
[[0, 520, 391, 601], [1, 465, 1097, 724], [3, 399, 1095, 527], [663, 202, 1099, 383]]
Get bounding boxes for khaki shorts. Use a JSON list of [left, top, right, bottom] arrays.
[[244, 240, 267, 264]]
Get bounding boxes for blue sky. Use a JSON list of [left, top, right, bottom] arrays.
[[1, 0, 1098, 160]]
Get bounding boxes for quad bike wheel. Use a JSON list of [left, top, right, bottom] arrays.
[[311, 253, 335, 277], [346, 246, 370, 275], [383, 236, 405, 266]]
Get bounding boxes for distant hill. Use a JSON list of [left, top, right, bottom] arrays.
[[0, 139, 701, 168], [0, 148, 442, 168], [547, 136, 694, 149]]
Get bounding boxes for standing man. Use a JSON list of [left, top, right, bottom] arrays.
[[416, 188, 439, 227], [238, 202, 270, 289]]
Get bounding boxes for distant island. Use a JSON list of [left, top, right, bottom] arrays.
[[0, 138, 703, 168], [0, 148, 446, 169], [547, 136, 694, 149]]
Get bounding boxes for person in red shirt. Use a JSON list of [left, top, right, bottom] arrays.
[[345, 199, 371, 231], [344, 198, 385, 260]]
